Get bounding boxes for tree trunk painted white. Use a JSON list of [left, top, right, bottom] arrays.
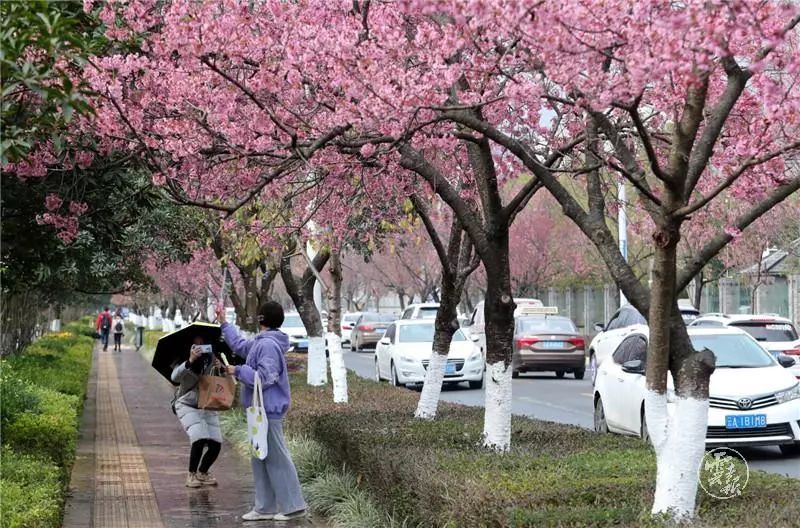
[[482, 361, 512, 451], [307, 336, 328, 386], [645, 390, 709, 521], [50, 319, 61, 332], [414, 352, 448, 419], [326, 332, 348, 403]]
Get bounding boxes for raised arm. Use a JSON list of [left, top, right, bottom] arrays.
[[221, 322, 254, 358], [235, 345, 281, 388]]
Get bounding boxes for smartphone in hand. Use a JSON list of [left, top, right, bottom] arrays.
[[198, 344, 213, 354]]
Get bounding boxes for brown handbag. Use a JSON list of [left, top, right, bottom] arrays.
[[197, 367, 235, 410]]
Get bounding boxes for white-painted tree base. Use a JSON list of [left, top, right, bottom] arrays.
[[482, 361, 512, 451], [326, 332, 348, 403], [50, 319, 61, 332], [307, 336, 328, 386], [645, 390, 709, 521], [415, 352, 447, 419]]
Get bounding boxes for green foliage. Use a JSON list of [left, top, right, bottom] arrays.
[[284, 372, 800, 528], [0, 447, 62, 528], [6, 331, 93, 401], [0, 323, 93, 528], [0, 0, 101, 164]]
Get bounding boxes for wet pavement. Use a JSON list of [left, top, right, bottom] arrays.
[[64, 343, 322, 527]]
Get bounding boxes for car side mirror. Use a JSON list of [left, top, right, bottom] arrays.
[[379, 337, 391, 346], [777, 354, 797, 368], [621, 359, 645, 375], [594, 322, 605, 332]]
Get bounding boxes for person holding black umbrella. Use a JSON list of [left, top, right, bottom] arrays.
[[218, 302, 307, 522], [171, 336, 224, 488]]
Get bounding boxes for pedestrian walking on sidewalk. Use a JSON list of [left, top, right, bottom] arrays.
[[112, 314, 125, 352], [218, 302, 308, 523], [95, 306, 113, 352], [135, 310, 146, 351], [171, 337, 223, 489]]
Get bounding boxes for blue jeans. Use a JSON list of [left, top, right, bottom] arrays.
[[100, 329, 110, 350], [251, 419, 306, 515]]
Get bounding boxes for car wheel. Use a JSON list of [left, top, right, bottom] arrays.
[[391, 362, 400, 387], [589, 352, 597, 385], [468, 375, 484, 390], [574, 369, 585, 380], [555, 370, 566, 379], [512, 369, 520, 379], [779, 443, 800, 456], [594, 396, 608, 434], [640, 407, 650, 444], [374, 357, 382, 382]]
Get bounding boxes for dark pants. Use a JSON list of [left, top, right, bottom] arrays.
[[113, 332, 123, 351], [189, 439, 221, 473], [100, 329, 110, 350]]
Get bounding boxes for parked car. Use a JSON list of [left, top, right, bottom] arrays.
[[340, 312, 363, 344], [588, 304, 648, 384], [593, 326, 800, 455], [374, 320, 484, 389], [512, 314, 586, 379], [468, 298, 544, 360], [690, 314, 800, 379], [400, 303, 441, 320], [678, 298, 700, 324], [281, 312, 308, 352], [350, 312, 396, 351]]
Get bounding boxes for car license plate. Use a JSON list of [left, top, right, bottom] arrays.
[[539, 341, 565, 349], [445, 363, 456, 374], [725, 414, 767, 429]]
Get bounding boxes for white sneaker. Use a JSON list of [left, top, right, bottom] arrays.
[[185, 472, 202, 488], [242, 510, 275, 521], [273, 510, 307, 521]]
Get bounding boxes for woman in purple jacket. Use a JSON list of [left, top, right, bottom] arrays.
[[218, 302, 307, 522]]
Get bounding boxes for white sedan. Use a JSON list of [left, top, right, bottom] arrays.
[[374, 320, 484, 389], [593, 327, 800, 456]]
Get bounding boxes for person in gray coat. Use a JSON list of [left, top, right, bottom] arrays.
[[171, 337, 223, 488]]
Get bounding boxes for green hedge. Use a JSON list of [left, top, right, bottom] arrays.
[[285, 373, 800, 528], [0, 323, 94, 528]]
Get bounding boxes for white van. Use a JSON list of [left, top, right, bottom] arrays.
[[468, 298, 544, 359]]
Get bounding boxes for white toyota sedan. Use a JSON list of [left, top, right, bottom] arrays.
[[593, 327, 800, 456], [374, 320, 484, 389]]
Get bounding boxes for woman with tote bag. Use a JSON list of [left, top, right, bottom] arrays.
[[218, 302, 307, 522]]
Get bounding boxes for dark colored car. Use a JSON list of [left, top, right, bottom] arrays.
[[512, 315, 586, 379], [350, 312, 396, 351]]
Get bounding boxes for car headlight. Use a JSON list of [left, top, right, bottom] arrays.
[[468, 351, 482, 362], [775, 383, 800, 404], [399, 355, 416, 363]]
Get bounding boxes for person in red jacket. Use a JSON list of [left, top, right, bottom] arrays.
[[95, 306, 113, 351]]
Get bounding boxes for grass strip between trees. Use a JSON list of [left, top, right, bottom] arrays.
[[0, 318, 95, 528], [274, 369, 799, 527]]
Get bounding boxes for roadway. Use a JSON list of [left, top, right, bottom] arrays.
[[342, 349, 800, 479]]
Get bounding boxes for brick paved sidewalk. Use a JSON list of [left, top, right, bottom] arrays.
[[63, 343, 320, 527]]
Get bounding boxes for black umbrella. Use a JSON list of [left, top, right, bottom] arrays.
[[151, 322, 244, 385]]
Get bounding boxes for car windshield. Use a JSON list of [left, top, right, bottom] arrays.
[[690, 334, 775, 368], [729, 322, 798, 342], [517, 317, 576, 334], [399, 324, 467, 343], [282, 315, 303, 327], [417, 307, 438, 319]]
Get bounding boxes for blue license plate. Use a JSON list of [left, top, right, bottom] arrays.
[[445, 363, 456, 374], [539, 341, 565, 349], [725, 414, 767, 429]]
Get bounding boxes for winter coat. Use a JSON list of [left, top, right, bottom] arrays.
[[171, 359, 222, 443], [221, 323, 291, 419]]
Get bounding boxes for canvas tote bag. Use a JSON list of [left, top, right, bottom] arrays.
[[247, 372, 269, 460], [198, 366, 235, 410]]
